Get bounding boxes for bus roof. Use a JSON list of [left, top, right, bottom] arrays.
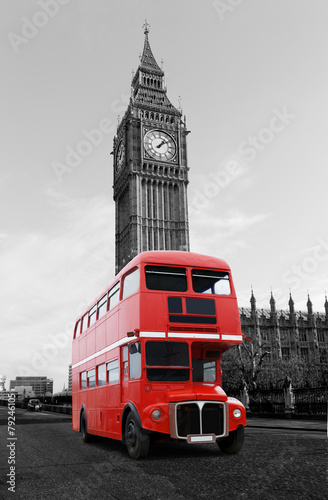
[[121, 251, 230, 274], [79, 251, 231, 319]]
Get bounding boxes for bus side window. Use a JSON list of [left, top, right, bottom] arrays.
[[89, 305, 97, 327], [129, 342, 141, 380], [107, 359, 119, 384], [122, 347, 129, 381], [74, 319, 81, 339], [192, 360, 216, 382], [98, 294, 108, 319], [97, 364, 106, 386], [81, 314, 88, 333], [81, 372, 87, 390], [109, 282, 120, 310], [122, 268, 140, 300], [87, 369, 96, 388]]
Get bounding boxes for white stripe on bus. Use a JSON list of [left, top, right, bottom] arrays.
[[139, 331, 166, 338], [72, 336, 137, 369], [221, 334, 243, 341]]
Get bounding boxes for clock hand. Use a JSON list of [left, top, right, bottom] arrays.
[[157, 139, 166, 148]]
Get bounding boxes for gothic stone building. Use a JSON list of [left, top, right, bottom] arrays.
[[240, 291, 328, 366], [113, 23, 189, 274]]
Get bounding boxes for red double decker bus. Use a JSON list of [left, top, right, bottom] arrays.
[[72, 251, 246, 458]]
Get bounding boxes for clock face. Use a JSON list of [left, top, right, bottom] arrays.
[[116, 140, 125, 172], [144, 129, 177, 161]]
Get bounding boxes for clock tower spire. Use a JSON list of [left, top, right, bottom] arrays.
[[113, 23, 190, 274]]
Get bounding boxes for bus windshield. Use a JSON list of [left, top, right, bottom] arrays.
[[145, 266, 187, 291], [192, 269, 231, 295], [145, 341, 189, 381]]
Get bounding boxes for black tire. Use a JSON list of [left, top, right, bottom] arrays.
[[217, 426, 244, 454], [81, 412, 92, 444], [125, 412, 150, 459]]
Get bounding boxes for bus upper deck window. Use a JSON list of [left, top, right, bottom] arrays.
[[192, 270, 231, 295], [122, 268, 140, 299], [98, 294, 108, 319], [81, 313, 89, 333], [74, 319, 81, 338], [108, 282, 120, 310], [145, 265, 187, 292], [89, 305, 97, 327]]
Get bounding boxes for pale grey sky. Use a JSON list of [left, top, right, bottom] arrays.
[[1, 0, 327, 392]]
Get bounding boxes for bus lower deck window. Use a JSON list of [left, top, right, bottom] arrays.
[[107, 359, 119, 384], [81, 372, 87, 390], [97, 364, 106, 386], [88, 369, 96, 388], [146, 341, 189, 366]]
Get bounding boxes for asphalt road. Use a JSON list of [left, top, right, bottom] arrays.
[[0, 407, 327, 500]]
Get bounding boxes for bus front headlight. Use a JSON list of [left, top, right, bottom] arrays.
[[152, 409, 162, 421], [233, 408, 242, 419]]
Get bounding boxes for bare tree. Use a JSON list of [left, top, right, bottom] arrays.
[[237, 339, 270, 391]]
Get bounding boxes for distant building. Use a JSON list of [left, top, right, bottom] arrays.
[[0, 375, 6, 392], [68, 364, 72, 394], [10, 376, 53, 396], [240, 292, 328, 365], [13, 385, 34, 399]]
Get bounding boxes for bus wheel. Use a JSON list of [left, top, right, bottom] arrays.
[[217, 426, 244, 454], [81, 412, 91, 444], [125, 413, 150, 459]]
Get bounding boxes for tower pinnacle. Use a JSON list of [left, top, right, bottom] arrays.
[[143, 19, 150, 37]]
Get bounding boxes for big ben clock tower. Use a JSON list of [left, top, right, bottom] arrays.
[[113, 22, 190, 273]]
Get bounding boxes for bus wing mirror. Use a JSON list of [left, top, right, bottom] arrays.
[[128, 343, 140, 355]]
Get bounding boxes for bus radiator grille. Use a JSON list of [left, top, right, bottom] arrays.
[[176, 402, 224, 438]]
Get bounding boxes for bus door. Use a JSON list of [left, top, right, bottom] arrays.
[[121, 343, 142, 404], [121, 345, 129, 404]]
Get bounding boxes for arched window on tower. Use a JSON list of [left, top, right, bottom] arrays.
[[163, 186, 168, 220], [169, 186, 173, 221], [153, 185, 157, 219], [147, 182, 152, 219], [154, 229, 158, 250]]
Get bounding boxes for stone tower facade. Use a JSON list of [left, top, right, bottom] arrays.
[[113, 23, 190, 274]]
